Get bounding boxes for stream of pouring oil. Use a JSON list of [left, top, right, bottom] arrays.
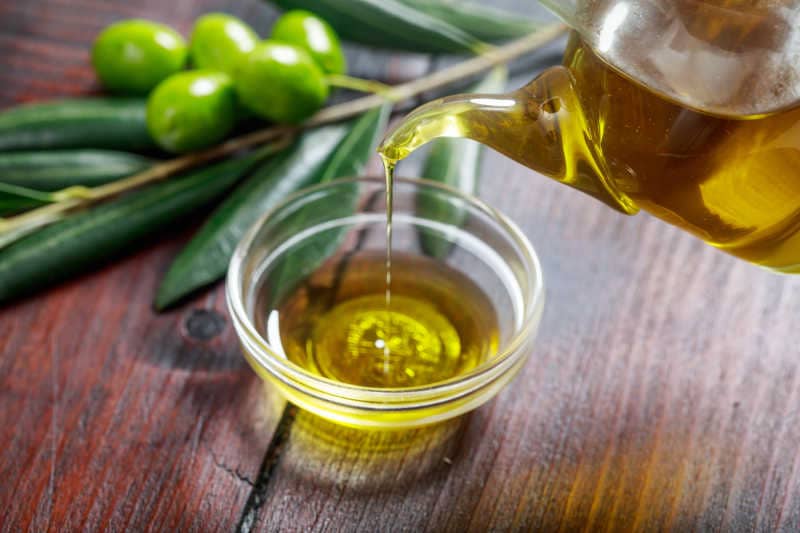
[[381, 156, 395, 371]]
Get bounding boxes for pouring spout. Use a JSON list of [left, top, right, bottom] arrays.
[[379, 92, 521, 162], [379, 66, 637, 214]]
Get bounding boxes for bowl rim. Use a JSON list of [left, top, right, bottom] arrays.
[[226, 176, 545, 404]]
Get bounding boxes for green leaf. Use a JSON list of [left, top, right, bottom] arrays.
[[0, 152, 265, 304], [155, 127, 347, 309], [317, 104, 392, 182], [268, 0, 485, 54], [155, 103, 392, 310], [0, 149, 154, 190], [0, 211, 66, 250], [0, 98, 156, 153], [0, 182, 57, 216], [398, 0, 540, 42], [266, 103, 393, 306], [417, 67, 508, 258]]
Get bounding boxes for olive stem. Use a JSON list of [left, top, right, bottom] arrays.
[[327, 74, 393, 96], [0, 136, 293, 244], [0, 23, 567, 241]]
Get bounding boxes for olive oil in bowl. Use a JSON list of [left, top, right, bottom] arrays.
[[269, 251, 499, 389]]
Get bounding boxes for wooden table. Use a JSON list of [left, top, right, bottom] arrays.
[[3, 1, 800, 531]]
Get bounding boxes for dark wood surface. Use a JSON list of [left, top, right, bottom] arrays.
[[2, 1, 800, 531]]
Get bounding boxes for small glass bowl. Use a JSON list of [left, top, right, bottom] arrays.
[[226, 177, 544, 429]]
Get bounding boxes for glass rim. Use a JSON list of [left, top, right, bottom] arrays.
[[226, 176, 545, 407]]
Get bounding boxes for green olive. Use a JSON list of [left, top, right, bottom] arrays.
[[270, 10, 346, 76], [190, 13, 259, 76], [146, 71, 237, 153], [236, 41, 329, 124], [92, 19, 188, 95]]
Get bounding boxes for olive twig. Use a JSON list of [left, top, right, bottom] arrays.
[[327, 74, 393, 96], [0, 23, 567, 241], [0, 136, 293, 244]]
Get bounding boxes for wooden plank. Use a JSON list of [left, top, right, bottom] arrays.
[[0, 231, 285, 531]]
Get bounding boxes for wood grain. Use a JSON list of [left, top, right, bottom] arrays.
[[3, 0, 800, 532], [0, 229, 285, 531]]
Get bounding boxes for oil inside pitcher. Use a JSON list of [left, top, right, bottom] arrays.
[[379, 3, 800, 273]]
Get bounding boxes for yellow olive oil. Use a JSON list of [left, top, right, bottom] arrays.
[[271, 252, 499, 388], [382, 157, 395, 363], [379, 35, 800, 273]]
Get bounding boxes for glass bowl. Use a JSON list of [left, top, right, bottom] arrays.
[[226, 177, 544, 429]]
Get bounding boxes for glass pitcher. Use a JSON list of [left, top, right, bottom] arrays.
[[380, 1, 800, 273]]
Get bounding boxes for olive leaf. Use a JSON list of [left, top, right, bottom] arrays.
[[155, 126, 348, 309], [417, 66, 508, 258], [0, 151, 269, 304], [0, 150, 154, 190], [155, 103, 391, 310], [0, 182, 59, 216], [0, 183, 99, 217], [0, 177, 129, 217], [264, 103, 392, 307], [0, 98, 156, 152], [268, 0, 485, 54], [398, 0, 541, 43], [0, 211, 66, 251]]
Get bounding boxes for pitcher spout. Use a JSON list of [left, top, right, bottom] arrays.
[[379, 66, 637, 214], [378, 92, 521, 162]]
